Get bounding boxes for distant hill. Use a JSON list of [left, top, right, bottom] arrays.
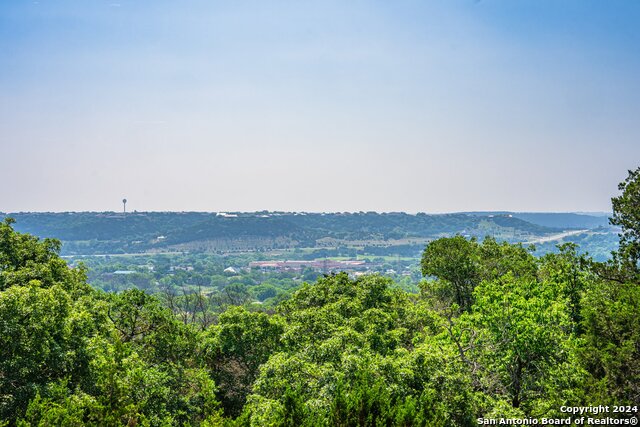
[[465, 212, 611, 230], [1, 211, 562, 255]]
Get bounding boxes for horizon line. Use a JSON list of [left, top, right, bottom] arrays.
[[1, 210, 613, 216]]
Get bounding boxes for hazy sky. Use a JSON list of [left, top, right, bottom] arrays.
[[1, 0, 639, 213]]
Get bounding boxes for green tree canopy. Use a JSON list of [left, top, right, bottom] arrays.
[[610, 166, 640, 276]]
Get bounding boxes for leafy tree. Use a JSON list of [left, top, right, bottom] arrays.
[[1, 219, 222, 425], [0, 217, 89, 295], [579, 278, 640, 405], [0, 284, 78, 420], [202, 307, 284, 416], [0, 219, 100, 422], [477, 237, 537, 282], [421, 236, 479, 311], [421, 236, 536, 313], [610, 166, 640, 277], [107, 288, 196, 365], [577, 166, 640, 405], [220, 283, 252, 306], [538, 243, 589, 333], [240, 274, 469, 425], [463, 274, 577, 412], [20, 338, 220, 426]]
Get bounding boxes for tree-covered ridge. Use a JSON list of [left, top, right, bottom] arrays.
[[0, 168, 638, 426], [1, 211, 579, 256], [465, 212, 610, 230]]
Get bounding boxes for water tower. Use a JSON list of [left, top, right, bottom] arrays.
[[122, 198, 127, 214]]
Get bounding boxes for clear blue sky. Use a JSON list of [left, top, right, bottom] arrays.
[[1, 0, 639, 213]]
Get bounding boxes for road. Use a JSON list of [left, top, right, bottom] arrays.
[[524, 229, 589, 245]]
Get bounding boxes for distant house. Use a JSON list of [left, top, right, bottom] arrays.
[[224, 267, 238, 275], [217, 212, 238, 218]]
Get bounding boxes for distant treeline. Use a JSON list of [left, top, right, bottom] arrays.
[[0, 211, 610, 256]]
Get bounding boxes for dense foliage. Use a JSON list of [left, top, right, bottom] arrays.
[[0, 168, 638, 425]]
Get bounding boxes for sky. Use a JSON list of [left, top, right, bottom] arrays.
[[1, 0, 639, 213]]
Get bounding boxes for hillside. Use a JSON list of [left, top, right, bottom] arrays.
[[0, 211, 568, 256], [466, 211, 611, 229]]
